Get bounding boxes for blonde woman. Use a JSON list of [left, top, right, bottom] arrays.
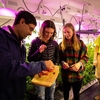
[[59, 23, 88, 100]]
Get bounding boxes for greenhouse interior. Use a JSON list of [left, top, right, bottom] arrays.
[[0, 0, 100, 100]]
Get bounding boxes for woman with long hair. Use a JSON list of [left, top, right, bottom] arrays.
[[59, 23, 89, 100], [28, 20, 59, 100]]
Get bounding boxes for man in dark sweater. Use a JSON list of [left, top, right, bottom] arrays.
[[0, 11, 54, 100]]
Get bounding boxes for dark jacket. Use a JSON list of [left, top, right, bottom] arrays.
[[28, 37, 59, 65], [0, 26, 47, 100]]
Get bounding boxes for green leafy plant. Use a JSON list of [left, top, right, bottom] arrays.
[[83, 43, 96, 85], [24, 31, 37, 100]]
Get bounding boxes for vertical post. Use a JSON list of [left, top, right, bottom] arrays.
[[79, 21, 81, 37], [60, 6, 65, 26]]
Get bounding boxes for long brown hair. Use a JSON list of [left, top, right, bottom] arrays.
[[39, 20, 57, 40], [61, 23, 80, 51]]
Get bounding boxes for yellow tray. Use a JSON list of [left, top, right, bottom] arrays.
[[31, 65, 59, 87]]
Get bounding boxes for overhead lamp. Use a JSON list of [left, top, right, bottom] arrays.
[[0, 8, 17, 19]]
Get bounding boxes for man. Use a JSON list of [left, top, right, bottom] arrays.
[[0, 10, 54, 100]]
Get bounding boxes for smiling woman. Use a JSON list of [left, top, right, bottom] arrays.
[[27, 20, 59, 100], [59, 23, 89, 100]]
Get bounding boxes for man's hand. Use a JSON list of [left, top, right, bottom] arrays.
[[44, 60, 55, 70]]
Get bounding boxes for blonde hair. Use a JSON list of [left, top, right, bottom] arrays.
[[61, 23, 80, 51]]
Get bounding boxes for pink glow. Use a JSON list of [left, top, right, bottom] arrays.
[[98, 29, 100, 32], [0, 8, 17, 17], [75, 24, 84, 31]]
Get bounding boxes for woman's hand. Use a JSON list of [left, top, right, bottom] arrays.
[[39, 44, 47, 53], [93, 60, 98, 67], [69, 62, 82, 72], [62, 61, 69, 69]]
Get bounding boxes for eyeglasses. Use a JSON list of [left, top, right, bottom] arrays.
[[27, 24, 34, 31]]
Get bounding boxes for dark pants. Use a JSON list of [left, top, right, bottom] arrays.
[[62, 77, 83, 100]]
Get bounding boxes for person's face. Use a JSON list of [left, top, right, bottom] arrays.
[[43, 28, 54, 42], [63, 27, 73, 40], [18, 18, 36, 39]]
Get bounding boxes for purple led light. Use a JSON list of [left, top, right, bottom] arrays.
[[0, 8, 16, 17]]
